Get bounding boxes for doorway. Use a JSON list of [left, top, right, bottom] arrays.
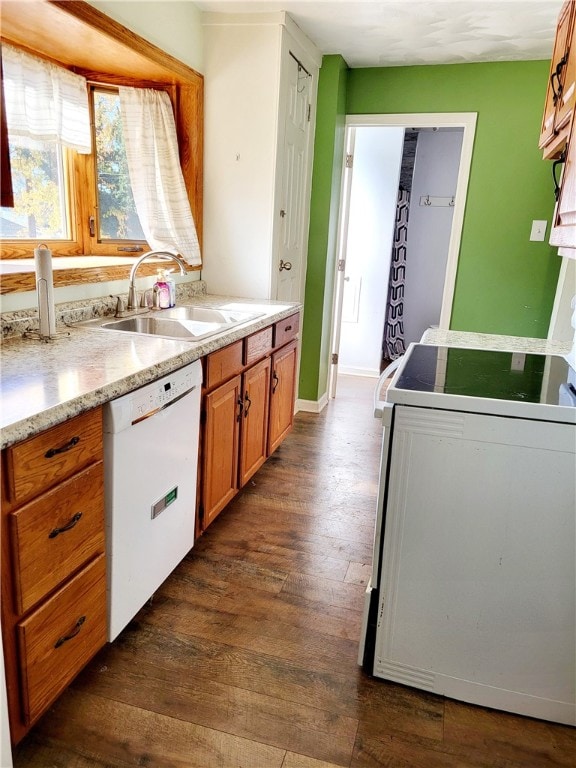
[[329, 113, 476, 397]]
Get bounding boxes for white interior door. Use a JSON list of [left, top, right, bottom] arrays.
[[276, 53, 312, 302], [328, 128, 356, 398]]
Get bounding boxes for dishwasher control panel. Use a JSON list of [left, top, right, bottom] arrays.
[[104, 360, 203, 433]]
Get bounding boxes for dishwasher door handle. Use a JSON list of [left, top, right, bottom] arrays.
[[131, 385, 199, 426]]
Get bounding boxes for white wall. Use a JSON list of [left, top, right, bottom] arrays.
[[339, 127, 404, 377], [88, 1, 204, 73], [403, 129, 463, 344]]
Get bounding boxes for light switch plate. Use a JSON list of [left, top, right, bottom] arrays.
[[530, 220, 547, 241]]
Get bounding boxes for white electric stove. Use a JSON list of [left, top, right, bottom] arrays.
[[360, 344, 576, 726]]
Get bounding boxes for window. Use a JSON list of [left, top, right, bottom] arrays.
[[0, 138, 70, 240], [0, 0, 204, 294], [93, 88, 145, 243], [0, 72, 151, 256]]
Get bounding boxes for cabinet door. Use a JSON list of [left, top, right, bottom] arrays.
[[540, 0, 576, 158], [239, 357, 271, 487], [268, 340, 298, 454], [202, 375, 241, 528], [550, 115, 576, 250]]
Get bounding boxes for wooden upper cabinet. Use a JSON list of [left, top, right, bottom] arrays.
[[540, 0, 576, 159], [550, 114, 576, 250]]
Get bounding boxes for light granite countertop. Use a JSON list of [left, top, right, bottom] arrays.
[[0, 290, 301, 449], [421, 328, 573, 356]]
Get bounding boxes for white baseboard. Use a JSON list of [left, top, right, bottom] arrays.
[[296, 393, 329, 414], [338, 366, 379, 378]]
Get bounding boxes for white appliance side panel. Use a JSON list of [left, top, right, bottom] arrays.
[[374, 406, 576, 725], [370, 402, 394, 587], [106, 383, 201, 641]]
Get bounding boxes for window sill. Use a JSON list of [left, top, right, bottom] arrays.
[[0, 256, 200, 294]]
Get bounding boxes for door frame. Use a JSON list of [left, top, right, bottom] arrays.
[[328, 112, 477, 397]]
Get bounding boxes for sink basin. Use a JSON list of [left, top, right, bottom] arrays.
[[101, 317, 206, 340], [161, 306, 263, 324], [89, 305, 266, 342]]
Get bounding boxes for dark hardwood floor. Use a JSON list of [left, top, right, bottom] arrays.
[[13, 375, 576, 767]]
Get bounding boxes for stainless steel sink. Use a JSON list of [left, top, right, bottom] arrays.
[[79, 305, 266, 342], [101, 316, 204, 339], [161, 306, 263, 324]]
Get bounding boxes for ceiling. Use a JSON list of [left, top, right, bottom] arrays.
[[195, 0, 563, 68]]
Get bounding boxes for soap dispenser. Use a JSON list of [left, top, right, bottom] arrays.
[[165, 268, 176, 307], [153, 269, 170, 309]]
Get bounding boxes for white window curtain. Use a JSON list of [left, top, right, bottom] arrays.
[[2, 43, 91, 153], [118, 86, 201, 266]]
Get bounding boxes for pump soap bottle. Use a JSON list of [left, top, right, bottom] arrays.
[[165, 269, 176, 307], [153, 269, 170, 309]]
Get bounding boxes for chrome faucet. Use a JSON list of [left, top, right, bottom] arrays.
[[127, 250, 187, 310]]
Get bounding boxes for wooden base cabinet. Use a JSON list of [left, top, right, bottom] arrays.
[[1, 407, 106, 745], [202, 374, 242, 529], [239, 357, 272, 487], [269, 340, 298, 455], [199, 313, 300, 533]]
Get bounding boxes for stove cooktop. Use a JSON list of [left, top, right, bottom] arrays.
[[387, 344, 576, 422]]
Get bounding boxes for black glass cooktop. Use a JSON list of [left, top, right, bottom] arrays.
[[394, 344, 575, 406]]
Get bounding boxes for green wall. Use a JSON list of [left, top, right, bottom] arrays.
[[300, 58, 562, 404], [299, 55, 348, 402]]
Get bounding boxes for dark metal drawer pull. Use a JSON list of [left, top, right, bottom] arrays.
[[552, 149, 566, 201], [284, 325, 292, 332], [244, 392, 252, 417], [45, 436, 80, 458], [551, 53, 568, 106], [272, 372, 279, 393], [49, 512, 83, 539], [54, 615, 86, 648]]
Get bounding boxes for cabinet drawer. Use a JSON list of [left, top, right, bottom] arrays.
[[17, 554, 106, 726], [10, 462, 105, 614], [4, 408, 103, 505], [244, 326, 273, 366], [204, 340, 243, 390], [274, 313, 300, 348]]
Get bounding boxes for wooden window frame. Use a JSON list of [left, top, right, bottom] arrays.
[[1, 141, 85, 259], [0, 0, 203, 294]]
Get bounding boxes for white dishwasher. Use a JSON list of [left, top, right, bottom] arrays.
[[104, 359, 202, 641]]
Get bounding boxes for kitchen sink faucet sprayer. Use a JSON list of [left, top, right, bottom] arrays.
[[127, 250, 187, 310]]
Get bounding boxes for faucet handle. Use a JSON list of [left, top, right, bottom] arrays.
[[115, 295, 126, 317], [127, 285, 138, 310]]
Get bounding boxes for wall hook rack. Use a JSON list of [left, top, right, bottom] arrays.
[[419, 195, 456, 208]]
